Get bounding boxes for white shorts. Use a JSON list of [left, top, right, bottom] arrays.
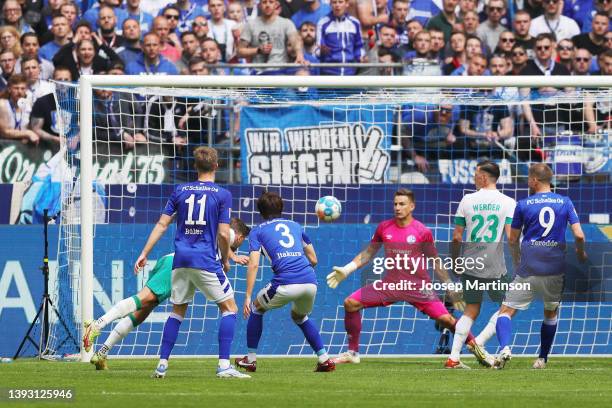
[[171, 267, 234, 305], [256, 282, 317, 316], [503, 274, 564, 311]]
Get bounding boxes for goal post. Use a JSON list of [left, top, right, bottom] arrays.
[[65, 75, 612, 362]]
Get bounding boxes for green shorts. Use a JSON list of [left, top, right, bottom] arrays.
[[145, 254, 173, 303], [460, 273, 511, 304]]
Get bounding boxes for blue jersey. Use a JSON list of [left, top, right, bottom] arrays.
[[162, 181, 232, 272], [511, 192, 579, 276], [249, 218, 316, 286]]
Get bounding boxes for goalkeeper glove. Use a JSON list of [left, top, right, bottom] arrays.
[[326, 262, 358, 289], [445, 289, 465, 312]]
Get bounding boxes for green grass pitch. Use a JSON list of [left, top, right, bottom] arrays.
[[1, 357, 611, 407]]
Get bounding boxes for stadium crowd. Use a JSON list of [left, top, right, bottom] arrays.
[[0, 0, 609, 174]]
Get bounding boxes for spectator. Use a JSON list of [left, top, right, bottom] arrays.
[[22, 56, 54, 110], [176, 31, 200, 74], [29, 67, 73, 146], [16, 33, 54, 80], [201, 37, 227, 75], [584, 49, 612, 131], [606, 31, 612, 50], [523, 0, 544, 19], [292, 0, 331, 30], [192, 16, 211, 42], [389, 0, 409, 46], [462, 10, 479, 36], [228, 3, 245, 24], [239, 0, 305, 72], [513, 10, 535, 54], [520, 33, 571, 144], [0, 50, 17, 90], [39, 15, 72, 61], [174, 0, 209, 34], [404, 29, 434, 60], [1, 0, 33, 34], [188, 56, 208, 75], [93, 84, 146, 150], [509, 44, 528, 74], [70, 39, 112, 79], [465, 34, 485, 59], [529, 0, 580, 41], [451, 52, 488, 76], [377, 47, 399, 75], [490, 53, 519, 100], [145, 94, 186, 145], [317, 0, 365, 75], [52, 21, 122, 80], [300, 21, 320, 68], [161, 5, 182, 40], [572, 48, 593, 75], [97, 6, 126, 51], [429, 28, 445, 59], [125, 32, 179, 75], [355, 0, 389, 37], [458, 91, 514, 158], [572, 12, 609, 57], [557, 39, 575, 71], [152, 15, 181, 63], [83, 0, 128, 32], [495, 31, 516, 55], [582, 0, 612, 34], [427, 0, 460, 43], [406, 19, 424, 49], [125, 0, 154, 33], [209, 0, 236, 62], [116, 18, 143, 64], [476, 0, 507, 53], [0, 25, 21, 57], [60, 2, 80, 30], [442, 31, 467, 74], [0, 74, 38, 144]]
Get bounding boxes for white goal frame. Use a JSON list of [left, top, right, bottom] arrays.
[[78, 75, 612, 361]]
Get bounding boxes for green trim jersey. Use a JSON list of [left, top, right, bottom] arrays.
[[455, 189, 516, 279], [145, 253, 174, 303]]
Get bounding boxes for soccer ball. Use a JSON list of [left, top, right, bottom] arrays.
[[315, 196, 342, 222]]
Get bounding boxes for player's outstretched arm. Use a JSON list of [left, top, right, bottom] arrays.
[[243, 250, 261, 319], [327, 242, 381, 289], [134, 214, 174, 273], [570, 222, 587, 262], [303, 243, 318, 267]]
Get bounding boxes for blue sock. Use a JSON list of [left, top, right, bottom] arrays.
[[496, 314, 512, 349], [246, 308, 263, 351], [539, 318, 558, 362], [160, 313, 183, 360], [296, 317, 324, 354], [218, 312, 237, 360]]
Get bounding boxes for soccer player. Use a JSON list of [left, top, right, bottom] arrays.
[[134, 146, 248, 378], [83, 218, 251, 370], [494, 163, 587, 369], [446, 161, 516, 369], [235, 192, 335, 372], [326, 188, 489, 365]]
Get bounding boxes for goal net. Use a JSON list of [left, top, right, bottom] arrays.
[[46, 76, 611, 360]]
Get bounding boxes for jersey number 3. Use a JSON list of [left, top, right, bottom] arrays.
[[185, 194, 207, 226], [275, 223, 295, 248]]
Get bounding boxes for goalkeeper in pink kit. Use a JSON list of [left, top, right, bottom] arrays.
[[327, 188, 490, 366]]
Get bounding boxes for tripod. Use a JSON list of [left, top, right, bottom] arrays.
[[14, 209, 78, 359]]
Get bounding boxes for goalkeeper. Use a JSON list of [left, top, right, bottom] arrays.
[[83, 217, 250, 370]]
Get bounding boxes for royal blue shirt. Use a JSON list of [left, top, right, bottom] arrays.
[[125, 54, 179, 75], [511, 192, 580, 276], [249, 218, 316, 286], [162, 181, 232, 272]]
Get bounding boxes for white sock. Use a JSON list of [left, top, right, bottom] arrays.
[[95, 297, 138, 330], [99, 317, 135, 356], [318, 352, 329, 363], [475, 311, 499, 346], [450, 315, 474, 361], [218, 359, 230, 369], [158, 358, 168, 368], [247, 352, 256, 363]]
